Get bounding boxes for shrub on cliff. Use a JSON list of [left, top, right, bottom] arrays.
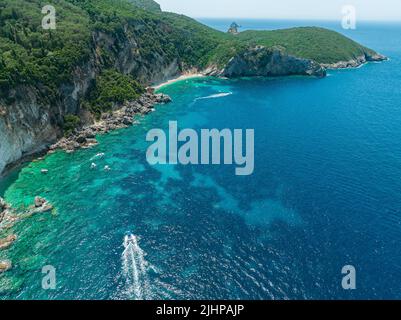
[[63, 114, 81, 136], [87, 69, 145, 117]]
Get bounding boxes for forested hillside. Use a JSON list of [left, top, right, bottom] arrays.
[[0, 0, 380, 101]]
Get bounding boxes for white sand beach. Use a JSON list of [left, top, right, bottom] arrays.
[[152, 73, 205, 90]]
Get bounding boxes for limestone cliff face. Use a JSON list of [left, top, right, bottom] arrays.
[[93, 31, 181, 85], [0, 87, 59, 175], [207, 46, 326, 78]]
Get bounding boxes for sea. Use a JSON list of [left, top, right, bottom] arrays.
[[1, 19, 401, 299]]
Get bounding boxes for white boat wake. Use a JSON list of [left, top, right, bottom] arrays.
[[195, 92, 232, 101], [90, 152, 105, 161], [122, 234, 151, 300], [118, 234, 186, 300]]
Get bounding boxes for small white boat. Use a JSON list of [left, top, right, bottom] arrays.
[[124, 234, 137, 248]]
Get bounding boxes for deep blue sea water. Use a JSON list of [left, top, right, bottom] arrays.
[[1, 20, 401, 299]]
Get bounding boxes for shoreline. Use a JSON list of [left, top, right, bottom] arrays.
[[0, 91, 172, 181], [152, 73, 205, 90], [0, 73, 206, 181], [152, 55, 387, 91]]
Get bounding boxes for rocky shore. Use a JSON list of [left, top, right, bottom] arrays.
[[48, 91, 171, 154], [0, 260, 11, 273], [321, 52, 387, 69], [0, 235, 17, 250], [0, 198, 15, 274]]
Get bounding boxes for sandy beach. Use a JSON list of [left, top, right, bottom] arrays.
[[152, 73, 205, 90]]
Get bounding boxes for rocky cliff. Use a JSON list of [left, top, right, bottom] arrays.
[[0, 86, 60, 176], [207, 46, 326, 78]]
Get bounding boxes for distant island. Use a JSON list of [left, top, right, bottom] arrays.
[[0, 0, 386, 176]]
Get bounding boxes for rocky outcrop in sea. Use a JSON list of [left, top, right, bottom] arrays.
[[0, 235, 17, 250], [0, 196, 54, 273], [0, 260, 11, 273], [321, 51, 387, 69]]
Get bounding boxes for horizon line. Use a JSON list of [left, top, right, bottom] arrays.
[[189, 16, 401, 23]]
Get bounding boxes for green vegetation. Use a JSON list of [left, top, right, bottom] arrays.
[[87, 69, 144, 117], [0, 0, 379, 108], [237, 27, 375, 64], [0, 0, 91, 95], [128, 0, 161, 12], [63, 114, 81, 136]]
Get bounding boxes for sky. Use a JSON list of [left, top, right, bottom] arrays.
[[156, 0, 401, 21]]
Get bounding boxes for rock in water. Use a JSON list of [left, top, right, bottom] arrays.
[[0, 197, 7, 212], [0, 197, 10, 225], [38, 204, 53, 213], [34, 196, 46, 208], [0, 260, 11, 273], [155, 93, 172, 104], [0, 234, 17, 250], [31, 196, 53, 213]]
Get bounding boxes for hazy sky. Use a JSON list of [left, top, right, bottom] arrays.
[[156, 0, 401, 20]]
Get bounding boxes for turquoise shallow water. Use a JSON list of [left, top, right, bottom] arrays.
[[1, 21, 401, 299]]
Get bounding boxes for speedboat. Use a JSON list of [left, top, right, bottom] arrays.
[[124, 233, 136, 248]]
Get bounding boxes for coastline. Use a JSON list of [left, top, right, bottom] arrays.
[[321, 53, 387, 70], [0, 72, 204, 181], [152, 73, 205, 90], [0, 56, 387, 180], [0, 91, 172, 180]]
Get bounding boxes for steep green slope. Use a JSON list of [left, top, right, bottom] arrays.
[[0, 0, 91, 95], [128, 0, 161, 12], [0, 0, 382, 102], [237, 27, 375, 64]]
